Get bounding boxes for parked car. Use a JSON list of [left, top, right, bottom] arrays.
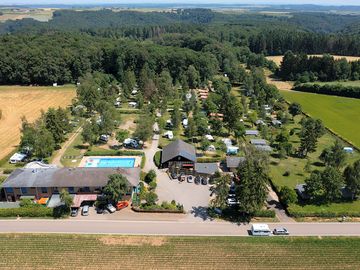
[[194, 176, 201, 185], [171, 172, 178, 180], [116, 201, 129, 211], [187, 175, 194, 183], [179, 173, 186, 182], [273, 228, 289, 235], [227, 197, 238, 206], [201, 177, 208, 185], [96, 208, 104, 214], [70, 208, 78, 217], [106, 204, 116, 213], [81, 205, 89, 216]]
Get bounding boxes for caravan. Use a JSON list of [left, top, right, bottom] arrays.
[[251, 223, 271, 236]]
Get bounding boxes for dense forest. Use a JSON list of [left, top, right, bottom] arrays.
[[278, 51, 360, 82], [0, 9, 360, 86]]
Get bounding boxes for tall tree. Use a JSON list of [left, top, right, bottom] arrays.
[[103, 174, 130, 203], [235, 148, 269, 215], [344, 160, 360, 200], [60, 189, 73, 210], [298, 118, 325, 157], [319, 140, 346, 168], [210, 173, 231, 209]]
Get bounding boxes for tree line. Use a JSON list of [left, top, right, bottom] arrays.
[[294, 83, 360, 99], [278, 51, 360, 82]]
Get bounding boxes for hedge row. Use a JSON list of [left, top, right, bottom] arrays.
[[85, 150, 144, 156], [154, 151, 161, 168], [0, 206, 53, 218], [294, 83, 360, 98], [254, 209, 276, 218], [287, 205, 360, 218], [132, 206, 184, 214]]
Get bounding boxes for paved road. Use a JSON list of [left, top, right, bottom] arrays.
[[1, 219, 360, 236]]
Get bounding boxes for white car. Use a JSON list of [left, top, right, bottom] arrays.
[[106, 204, 116, 213], [187, 176, 194, 183], [227, 197, 238, 206]]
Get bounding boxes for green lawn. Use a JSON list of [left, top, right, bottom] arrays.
[[60, 131, 87, 167], [281, 91, 360, 148], [0, 234, 360, 269]]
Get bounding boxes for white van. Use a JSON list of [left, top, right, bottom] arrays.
[[251, 223, 271, 236]]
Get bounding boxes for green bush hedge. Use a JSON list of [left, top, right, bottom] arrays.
[[294, 83, 360, 99], [140, 155, 146, 169], [85, 149, 144, 156], [154, 151, 161, 168], [254, 209, 276, 218], [287, 204, 360, 218], [3, 169, 14, 174], [0, 206, 54, 218]]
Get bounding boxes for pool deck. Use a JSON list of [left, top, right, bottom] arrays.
[[78, 156, 142, 168]]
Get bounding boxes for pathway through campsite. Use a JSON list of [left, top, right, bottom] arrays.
[[51, 126, 83, 167]]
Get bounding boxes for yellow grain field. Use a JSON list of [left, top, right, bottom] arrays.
[[0, 85, 76, 160]]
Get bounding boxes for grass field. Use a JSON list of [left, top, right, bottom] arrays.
[[0, 234, 359, 269], [0, 85, 76, 160], [267, 55, 360, 66], [281, 91, 360, 148], [0, 8, 54, 22]]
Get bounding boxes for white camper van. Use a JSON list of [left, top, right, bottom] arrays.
[[251, 223, 271, 236]]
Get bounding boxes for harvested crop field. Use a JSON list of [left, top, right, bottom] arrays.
[[0, 234, 360, 269], [0, 85, 76, 160], [267, 55, 360, 66]]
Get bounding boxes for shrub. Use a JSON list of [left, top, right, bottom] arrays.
[[145, 170, 156, 184], [141, 155, 146, 169], [283, 171, 290, 177], [154, 151, 162, 168], [279, 186, 298, 206], [287, 204, 360, 218], [144, 191, 158, 206], [148, 180, 157, 191], [3, 169, 14, 174]]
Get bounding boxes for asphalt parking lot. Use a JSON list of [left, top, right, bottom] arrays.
[[156, 170, 212, 212]]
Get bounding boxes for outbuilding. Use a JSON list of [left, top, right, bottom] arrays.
[[9, 153, 27, 164]]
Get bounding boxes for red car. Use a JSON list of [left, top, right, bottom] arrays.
[[116, 201, 129, 211]]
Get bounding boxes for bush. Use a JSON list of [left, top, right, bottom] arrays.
[[283, 171, 290, 177], [294, 83, 360, 99], [196, 157, 222, 163], [145, 170, 156, 184], [144, 191, 158, 206], [0, 206, 54, 218], [154, 151, 162, 168], [148, 180, 157, 191], [279, 186, 297, 206], [3, 169, 14, 174], [141, 155, 146, 169]]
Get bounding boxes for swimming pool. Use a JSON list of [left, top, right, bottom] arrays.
[[84, 157, 135, 168]]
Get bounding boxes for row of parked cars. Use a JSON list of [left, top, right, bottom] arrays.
[[170, 173, 209, 185], [251, 223, 289, 236], [70, 201, 129, 217]]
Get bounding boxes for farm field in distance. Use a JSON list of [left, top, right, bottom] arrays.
[[0, 234, 360, 269], [267, 55, 360, 66], [0, 8, 55, 22], [280, 91, 360, 148], [0, 85, 76, 161]]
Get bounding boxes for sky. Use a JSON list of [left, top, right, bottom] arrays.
[[1, 0, 360, 6]]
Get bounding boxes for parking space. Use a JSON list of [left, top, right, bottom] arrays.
[[156, 170, 212, 212]]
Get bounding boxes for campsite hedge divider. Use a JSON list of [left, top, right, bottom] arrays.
[[85, 150, 144, 156], [294, 83, 360, 99]]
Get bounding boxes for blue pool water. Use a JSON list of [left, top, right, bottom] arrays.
[[85, 158, 135, 168]]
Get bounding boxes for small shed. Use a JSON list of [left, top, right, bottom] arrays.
[[344, 147, 354, 154], [250, 139, 267, 146], [226, 156, 245, 172], [254, 145, 272, 152]]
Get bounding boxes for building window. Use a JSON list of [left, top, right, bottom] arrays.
[[41, 187, 47, 193], [84, 187, 90, 192], [68, 187, 75, 193], [21, 187, 27, 194], [5, 187, 13, 193]]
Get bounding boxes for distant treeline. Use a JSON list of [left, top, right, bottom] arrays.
[[294, 83, 360, 99], [0, 32, 267, 86], [277, 51, 360, 82]]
